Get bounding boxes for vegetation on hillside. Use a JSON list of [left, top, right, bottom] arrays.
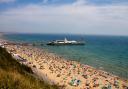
[[0, 47, 58, 89]]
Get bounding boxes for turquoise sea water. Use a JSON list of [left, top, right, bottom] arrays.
[[3, 34, 128, 79]]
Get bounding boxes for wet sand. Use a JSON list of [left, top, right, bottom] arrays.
[[1, 39, 128, 89]]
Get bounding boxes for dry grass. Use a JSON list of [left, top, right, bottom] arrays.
[[0, 47, 58, 89]]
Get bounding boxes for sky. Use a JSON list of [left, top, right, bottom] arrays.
[[0, 0, 128, 36]]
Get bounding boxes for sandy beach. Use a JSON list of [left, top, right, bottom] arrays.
[[0, 39, 128, 89]]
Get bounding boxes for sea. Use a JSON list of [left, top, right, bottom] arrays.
[[3, 33, 128, 79]]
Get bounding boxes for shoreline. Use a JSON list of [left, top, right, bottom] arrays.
[[0, 36, 128, 89], [37, 46, 128, 80]]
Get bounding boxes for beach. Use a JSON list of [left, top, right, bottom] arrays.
[[0, 37, 128, 89]]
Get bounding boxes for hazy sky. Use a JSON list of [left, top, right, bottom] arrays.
[[0, 0, 128, 35]]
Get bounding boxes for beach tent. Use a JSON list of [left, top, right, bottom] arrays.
[[13, 54, 26, 62], [0, 43, 4, 48], [69, 79, 81, 86], [0, 43, 2, 46]]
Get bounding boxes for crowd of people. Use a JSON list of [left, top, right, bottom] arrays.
[[1, 39, 128, 89]]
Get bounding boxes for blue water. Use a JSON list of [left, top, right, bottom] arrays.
[[3, 34, 128, 79]]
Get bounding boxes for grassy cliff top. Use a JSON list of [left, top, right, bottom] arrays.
[[0, 47, 58, 89]]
